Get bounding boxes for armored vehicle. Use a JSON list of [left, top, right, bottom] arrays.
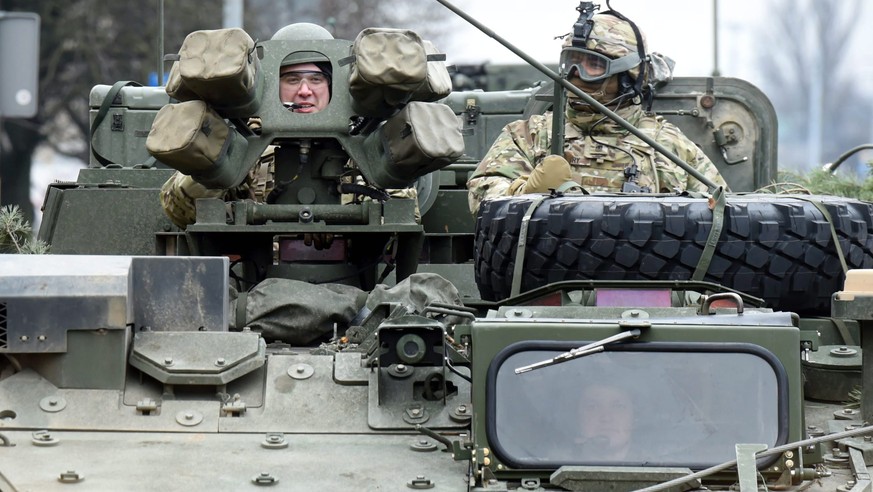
[[2, 2, 873, 491]]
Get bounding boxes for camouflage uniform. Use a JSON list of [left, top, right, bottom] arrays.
[[161, 146, 419, 228], [160, 20, 420, 228], [160, 145, 276, 229], [466, 11, 727, 216], [467, 103, 727, 215]]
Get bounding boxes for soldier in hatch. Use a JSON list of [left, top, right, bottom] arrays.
[[154, 23, 437, 345], [159, 22, 336, 230], [466, 6, 727, 216], [159, 22, 418, 241]]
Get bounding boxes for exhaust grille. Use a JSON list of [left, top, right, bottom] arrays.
[[0, 302, 7, 349]]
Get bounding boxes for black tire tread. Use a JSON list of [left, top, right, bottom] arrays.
[[473, 194, 873, 315]]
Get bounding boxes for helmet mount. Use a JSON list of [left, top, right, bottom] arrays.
[[564, 1, 651, 107]]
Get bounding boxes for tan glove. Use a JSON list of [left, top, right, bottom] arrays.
[[506, 155, 577, 195], [160, 172, 226, 228]]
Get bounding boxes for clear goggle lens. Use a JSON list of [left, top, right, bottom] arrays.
[[560, 47, 640, 83], [280, 70, 329, 88]]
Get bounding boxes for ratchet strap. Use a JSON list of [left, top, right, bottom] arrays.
[[510, 194, 551, 297], [692, 186, 727, 282]]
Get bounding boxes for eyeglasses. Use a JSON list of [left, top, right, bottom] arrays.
[[280, 70, 330, 88], [560, 47, 640, 83]]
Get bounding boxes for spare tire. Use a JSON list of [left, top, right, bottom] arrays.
[[474, 193, 873, 315]]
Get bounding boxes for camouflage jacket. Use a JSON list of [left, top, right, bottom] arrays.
[[161, 147, 418, 228], [466, 104, 727, 215], [160, 147, 277, 229]]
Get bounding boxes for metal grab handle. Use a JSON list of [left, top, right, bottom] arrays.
[[698, 292, 744, 315]]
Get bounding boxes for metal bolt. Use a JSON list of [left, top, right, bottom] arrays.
[[19, 336, 28, 342], [784, 450, 794, 459], [164, 357, 173, 366], [32, 430, 59, 446], [261, 433, 288, 450], [630, 310, 640, 317], [866, 436, 873, 442], [58, 470, 83, 483], [396, 364, 407, 372], [252, 472, 278, 485], [184, 412, 194, 420], [215, 358, 226, 367], [411, 408, 421, 416], [407, 475, 434, 489], [48, 399, 58, 407], [457, 404, 467, 413], [296, 365, 306, 373], [37, 335, 46, 341]]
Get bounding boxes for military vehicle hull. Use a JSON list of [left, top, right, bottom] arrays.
[[3, 9, 873, 491]]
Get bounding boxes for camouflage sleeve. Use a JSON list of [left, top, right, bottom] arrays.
[[387, 187, 421, 223], [652, 120, 728, 193], [160, 145, 276, 228], [466, 115, 550, 215], [160, 171, 227, 228], [236, 145, 276, 202], [682, 142, 728, 192]]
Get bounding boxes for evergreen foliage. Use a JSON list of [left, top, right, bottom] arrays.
[[0, 205, 49, 254], [758, 162, 873, 201]]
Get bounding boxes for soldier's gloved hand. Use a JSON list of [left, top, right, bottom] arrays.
[[507, 155, 579, 195], [304, 233, 335, 250], [160, 172, 226, 228], [247, 117, 263, 134]]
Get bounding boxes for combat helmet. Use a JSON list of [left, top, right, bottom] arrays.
[[271, 22, 334, 82], [560, 2, 648, 100]]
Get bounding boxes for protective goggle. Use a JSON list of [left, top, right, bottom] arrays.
[[560, 47, 641, 83], [279, 70, 330, 88]]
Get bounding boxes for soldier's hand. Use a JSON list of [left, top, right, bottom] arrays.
[[523, 155, 578, 194], [506, 155, 580, 195], [160, 172, 226, 229], [303, 233, 335, 250], [247, 117, 263, 134]]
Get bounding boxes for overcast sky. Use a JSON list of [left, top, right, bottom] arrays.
[[439, 0, 868, 94], [443, 1, 749, 73]]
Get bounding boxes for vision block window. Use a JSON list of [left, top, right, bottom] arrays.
[[487, 341, 787, 470]]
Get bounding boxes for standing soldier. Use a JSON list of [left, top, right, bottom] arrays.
[[467, 5, 727, 216]]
